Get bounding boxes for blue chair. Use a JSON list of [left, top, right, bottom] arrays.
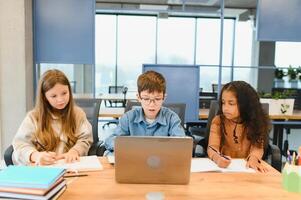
[[75, 98, 105, 156]]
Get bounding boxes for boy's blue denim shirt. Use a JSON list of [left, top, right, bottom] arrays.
[[104, 106, 185, 155]]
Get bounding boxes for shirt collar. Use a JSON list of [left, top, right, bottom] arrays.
[[134, 107, 167, 126]]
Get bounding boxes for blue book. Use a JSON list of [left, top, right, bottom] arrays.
[[0, 166, 65, 189]]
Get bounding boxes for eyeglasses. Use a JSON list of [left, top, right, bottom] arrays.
[[139, 97, 164, 105]]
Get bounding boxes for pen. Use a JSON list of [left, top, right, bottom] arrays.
[[208, 145, 230, 160], [298, 147, 301, 166], [292, 152, 296, 165], [35, 140, 47, 151], [63, 173, 88, 178], [287, 150, 291, 164]]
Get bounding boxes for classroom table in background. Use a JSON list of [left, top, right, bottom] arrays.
[[99, 92, 137, 101], [98, 108, 301, 156], [60, 157, 299, 200], [98, 108, 209, 119], [99, 107, 124, 118], [73, 93, 137, 101]]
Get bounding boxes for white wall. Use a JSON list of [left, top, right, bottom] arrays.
[[0, 0, 34, 156]]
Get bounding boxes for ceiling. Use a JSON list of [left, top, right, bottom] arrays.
[[96, 0, 257, 9], [95, 0, 257, 18]]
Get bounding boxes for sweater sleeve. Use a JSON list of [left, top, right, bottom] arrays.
[[248, 144, 264, 161], [70, 107, 93, 156], [12, 112, 39, 165], [207, 116, 222, 160]]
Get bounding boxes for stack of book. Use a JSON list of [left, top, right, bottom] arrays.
[[0, 165, 66, 200]]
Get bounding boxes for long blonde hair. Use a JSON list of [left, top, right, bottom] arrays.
[[33, 69, 77, 151]]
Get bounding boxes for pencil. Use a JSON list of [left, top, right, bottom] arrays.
[[63, 173, 88, 178], [35, 140, 47, 151], [208, 145, 230, 160]]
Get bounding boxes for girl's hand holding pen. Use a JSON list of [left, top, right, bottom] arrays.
[[30, 151, 57, 165], [208, 145, 231, 168], [216, 154, 231, 168]]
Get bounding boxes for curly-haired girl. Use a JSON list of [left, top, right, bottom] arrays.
[[207, 81, 270, 172]]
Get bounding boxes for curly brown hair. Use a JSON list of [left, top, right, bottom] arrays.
[[218, 81, 270, 148]]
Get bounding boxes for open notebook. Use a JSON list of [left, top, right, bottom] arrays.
[[48, 156, 103, 172], [191, 158, 255, 173]]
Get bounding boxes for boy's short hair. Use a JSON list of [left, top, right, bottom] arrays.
[[137, 71, 166, 95]]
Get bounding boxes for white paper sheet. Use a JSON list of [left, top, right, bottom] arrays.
[[191, 158, 255, 173], [107, 155, 115, 164]]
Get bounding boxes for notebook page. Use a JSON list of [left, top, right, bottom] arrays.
[[191, 158, 220, 172], [49, 155, 103, 172]]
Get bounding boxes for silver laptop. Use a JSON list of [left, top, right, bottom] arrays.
[[115, 136, 193, 184]]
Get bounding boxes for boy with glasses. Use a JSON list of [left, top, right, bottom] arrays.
[[104, 70, 185, 155]]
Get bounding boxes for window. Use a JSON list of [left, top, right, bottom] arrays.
[[95, 15, 117, 95], [196, 18, 235, 91], [233, 20, 254, 87], [95, 14, 255, 94], [39, 64, 93, 94], [157, 17, 195, 64], [275, 42, 301, 88], [117, 16, 156, 91], [275, 42, 301, 67]]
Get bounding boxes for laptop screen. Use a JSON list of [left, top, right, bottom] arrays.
[[114, 136, 193, 184]]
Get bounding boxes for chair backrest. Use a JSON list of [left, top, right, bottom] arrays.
[[125, 100, 140, 112], [75, 99, 101, 143], [108, 86, 128, 107], [4, 145, 14, 166], [205, 100, 219, 137], [125, 100, 186, 127], [164, 103, 186, 127], [199, 92, 218, 108], [109, 86, 124, 94], [212, 84, 225, 93]]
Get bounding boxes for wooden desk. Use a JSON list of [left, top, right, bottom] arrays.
[[61, 158, 298, 200]]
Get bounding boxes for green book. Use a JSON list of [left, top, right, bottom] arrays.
[[0, 166, 65, 189]]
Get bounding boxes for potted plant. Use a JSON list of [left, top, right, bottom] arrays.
[[287, 65, 298, 88], [260, 90, 295, 115], [274, 68, 285, 88]]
